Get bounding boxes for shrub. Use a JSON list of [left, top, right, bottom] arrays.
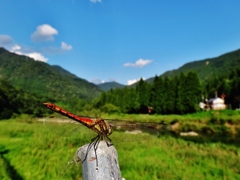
[[101, 103, 120, 114]]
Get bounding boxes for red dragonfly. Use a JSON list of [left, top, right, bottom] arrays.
[[43, 102, 171, 168]]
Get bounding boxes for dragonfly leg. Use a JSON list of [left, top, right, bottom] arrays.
[[93, 136, 101, 170], [81, 142, 94, 163], [82, 135, 99, 164], [105, 136, 113, 147], [83, 135, 113, 170]]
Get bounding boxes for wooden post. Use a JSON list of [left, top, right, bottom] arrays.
[[76, 141, 123, 180]]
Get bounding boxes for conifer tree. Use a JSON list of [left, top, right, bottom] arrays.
[[136, 78, 150, 113], [177, 71, 201, 113], [151, 76, 165, 114]]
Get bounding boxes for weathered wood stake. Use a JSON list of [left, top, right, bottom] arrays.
[[76, 141, 123, 180]]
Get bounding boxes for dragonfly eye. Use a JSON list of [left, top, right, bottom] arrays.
[[107, 125, 113, 135]]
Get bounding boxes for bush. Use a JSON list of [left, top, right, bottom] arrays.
[[101, 103, 120, 114]]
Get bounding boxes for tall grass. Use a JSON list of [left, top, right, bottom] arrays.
[[0, 113, 240, 180]]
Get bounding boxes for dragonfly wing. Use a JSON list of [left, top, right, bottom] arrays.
[[107, 120, 171, 133], [105, 120, 172, 143], [38, 116, 97, 145]]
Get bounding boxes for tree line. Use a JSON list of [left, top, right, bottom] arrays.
[[95, 71, 202, 114], [94, 69, 240, 114]]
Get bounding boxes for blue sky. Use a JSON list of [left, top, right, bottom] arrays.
[[1, 0, 240, 85]]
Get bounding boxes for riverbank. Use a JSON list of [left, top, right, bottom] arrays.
[[102, 110, 240, 136]]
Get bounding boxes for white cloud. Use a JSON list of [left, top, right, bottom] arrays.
[[127, 79, 138, 85], [124, 58, 152, 68], [31, 24, 58, 42], [91, 79, 105, 84], [11, 44, 21, 51], [90, 0, 102, 3], [91, 78, 117, 85], [25, 52, 48, 62], [61, 42, 72, 50], [0, 35, 14, 46], [127, 77, 146, 85], [10, 44, 48, 62]]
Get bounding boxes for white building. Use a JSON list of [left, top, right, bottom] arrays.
[[207, 97, 226, 110]]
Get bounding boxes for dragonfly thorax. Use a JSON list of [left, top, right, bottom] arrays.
[[93, 119, 113, 137]]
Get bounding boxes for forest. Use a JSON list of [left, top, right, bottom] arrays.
[[94, 68, 240, 115], [1, 67, 240, 120]]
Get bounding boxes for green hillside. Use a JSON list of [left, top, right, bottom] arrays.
[[0, 79, 48, 119], [0, 48, 102, 102], [146, 49, 240, 83]]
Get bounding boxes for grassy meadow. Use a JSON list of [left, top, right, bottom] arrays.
[[0, 111, 240, 180]]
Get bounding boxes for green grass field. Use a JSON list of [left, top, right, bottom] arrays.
[[0, 111, 240, 180]]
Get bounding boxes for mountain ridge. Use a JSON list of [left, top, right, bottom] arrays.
[[0, 47, 102, 102], [99, 48, 240, 89], [145, 48, 240, 84]]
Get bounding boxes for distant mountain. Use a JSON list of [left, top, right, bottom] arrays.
[[0, 47, 102, 102], [146, 48, 240, 83], [98, 82, 125, 91]]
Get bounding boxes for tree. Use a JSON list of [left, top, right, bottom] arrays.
[[122, 87, 139, 113], [164, 77, 177, 114], [150, 76, 165, 114], [177, 71, 202, 114], [136, 78, 150, 113]]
